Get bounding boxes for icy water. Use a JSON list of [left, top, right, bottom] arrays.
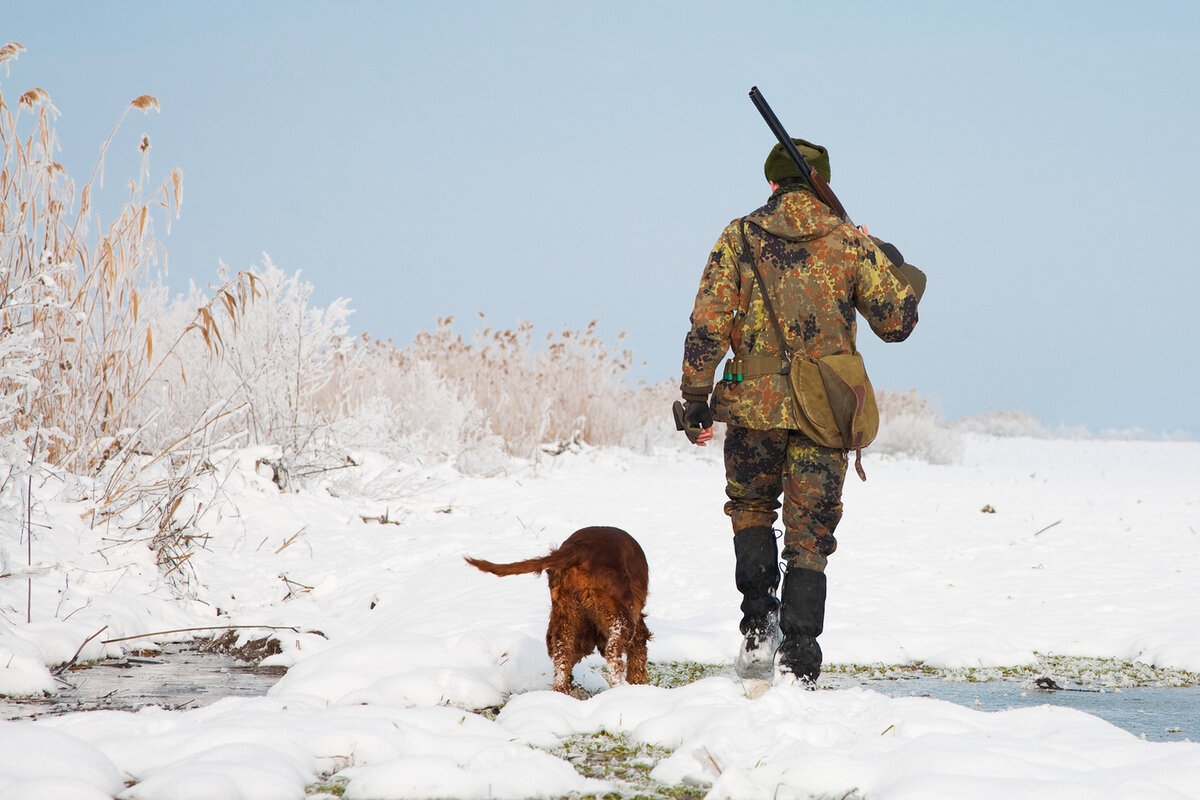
[[2, 649, 1196, 745], [838, 674, 1200, 743], [0, 643, 285, 720]]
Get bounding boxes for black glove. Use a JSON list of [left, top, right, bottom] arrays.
[[672, 400, 713, 444], [870, 235, 904, 267]]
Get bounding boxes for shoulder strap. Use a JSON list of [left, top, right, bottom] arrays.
[[738, 219, 802, 367]]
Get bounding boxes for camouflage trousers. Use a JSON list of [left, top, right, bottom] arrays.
[[723, 425, 848, 572]]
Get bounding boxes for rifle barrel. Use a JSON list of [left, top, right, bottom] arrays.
[[748, 86, 850, 222]]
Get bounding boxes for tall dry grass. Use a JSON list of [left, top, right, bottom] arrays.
[[405, 317, 670, 458], [0, 42, 262, 479], [0, 44, 268, 592], [166, 304, 676, 476]]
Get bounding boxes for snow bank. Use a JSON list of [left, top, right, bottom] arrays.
[[0, 434, 1197, 797]]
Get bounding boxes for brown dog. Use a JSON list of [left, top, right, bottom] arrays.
[[465, 526, 651, 694]]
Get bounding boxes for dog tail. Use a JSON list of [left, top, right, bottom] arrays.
[[464, 553, 555, 577]]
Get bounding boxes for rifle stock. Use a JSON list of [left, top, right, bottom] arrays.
[[749, 86, 850, 223]]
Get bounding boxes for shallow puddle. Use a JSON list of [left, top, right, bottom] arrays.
[[836, 674, 1200, 742], [0, 642, 285, 720]]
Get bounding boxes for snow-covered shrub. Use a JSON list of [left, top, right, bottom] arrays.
[[119, 270, 681, 480], [406, 318, 668, 459], [954, 410, 1048, 438], [320, 345, 487, 464], [131, 270, 494, 474], [872, 389, 962, 464], [611, 379, 688, 455], [139, 260, 347, 457]]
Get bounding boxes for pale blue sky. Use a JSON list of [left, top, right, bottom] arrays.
[[6, 1, 1198, 435]]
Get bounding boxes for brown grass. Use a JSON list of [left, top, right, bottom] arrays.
[[402, 316, 669, 457], [0, 42, 255, 477]]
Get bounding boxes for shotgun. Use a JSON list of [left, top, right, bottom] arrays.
[[749, 85, 850, 223], [750, 86, 911, 273]]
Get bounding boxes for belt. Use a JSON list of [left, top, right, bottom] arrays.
[[722, 354, 789, 382]]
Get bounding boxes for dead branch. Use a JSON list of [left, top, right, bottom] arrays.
[[99, 624, 314, 645], [1033, 519, 1063, 536], [274, 527, 306, 554], [53, 625, 109, 675]]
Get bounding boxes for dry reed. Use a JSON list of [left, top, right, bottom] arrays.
[[3, 43, 180, 471], [1, 45, 267, 584]]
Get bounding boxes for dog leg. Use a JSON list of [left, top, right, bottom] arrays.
[[601, 616, 631, 686], [625, 616, 650, 685], [547, 603, 581, 694], [551, 655, 574, 694], [547, 632, 575, 694]]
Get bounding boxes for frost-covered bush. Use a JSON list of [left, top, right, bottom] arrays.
[[872, 389, 963, 464], [321, 346, 488, 464], [132, 277, 679, 473], [954, 410, 1048, 438], [406, 318, 671, 460], [134, 259, 354, 466]]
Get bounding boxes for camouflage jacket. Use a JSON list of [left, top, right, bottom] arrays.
[[681, 185, 921, 430]]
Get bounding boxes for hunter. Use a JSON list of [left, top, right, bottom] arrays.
[[677, 137, 925, 685]]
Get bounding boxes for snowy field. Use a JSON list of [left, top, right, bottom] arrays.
[[1, 433, 1199, 799]]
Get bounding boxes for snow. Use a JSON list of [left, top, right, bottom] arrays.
[[2, 433, 1199, 798]]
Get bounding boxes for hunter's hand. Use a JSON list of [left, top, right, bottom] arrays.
[[672, 400, 713, 446]]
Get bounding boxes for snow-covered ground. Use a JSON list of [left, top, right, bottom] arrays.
[[1, 433, 1198, 799]]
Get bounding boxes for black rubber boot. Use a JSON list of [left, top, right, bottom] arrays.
[[775, 566, 826, 687], [732, 526, 781, 679]]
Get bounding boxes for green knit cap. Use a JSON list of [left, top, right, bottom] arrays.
[[763, 138, 831, 184]]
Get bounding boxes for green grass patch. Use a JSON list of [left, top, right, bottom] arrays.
[[824, 653, 1200, 688], [555, 731, 706, 800], [645, 661, 728, 688], [304, 776, 347, 798]]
